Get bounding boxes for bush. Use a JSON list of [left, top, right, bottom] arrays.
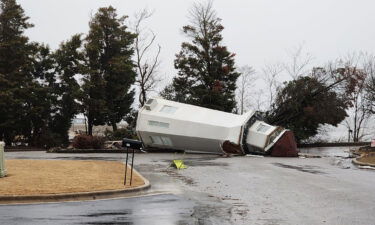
[[91, 136, 105, 149], [104, 128, 137, 141], [72, 135, 105, 149], [33, 131, 66, 149]]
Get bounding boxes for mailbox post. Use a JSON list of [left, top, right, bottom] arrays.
[[122, 138, 143, 186], [0, 142, 6, 178]]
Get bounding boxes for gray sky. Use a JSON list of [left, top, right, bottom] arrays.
[[17, 0, 375, 140], [19, 0, 375, 79]]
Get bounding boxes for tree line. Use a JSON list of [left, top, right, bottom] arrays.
[[0, 0, 137, 146], [0, 0, 374, 147]]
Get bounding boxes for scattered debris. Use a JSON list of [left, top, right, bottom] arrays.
[[104, 141, 123, 150], [171, 160, 187, 169], [298, 153, 321, 158]]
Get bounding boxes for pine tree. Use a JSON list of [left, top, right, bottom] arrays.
[[83, 6, 136, 134], [166, 1, 239, 112], [51, 35, 84, 145], [27, 43, 57, 147], [0, 0, 34, 145]]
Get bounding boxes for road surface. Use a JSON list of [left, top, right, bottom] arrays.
[[2, 148, 375, 225]]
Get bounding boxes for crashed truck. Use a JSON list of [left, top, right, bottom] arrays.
[[135, 97, 298, 157]]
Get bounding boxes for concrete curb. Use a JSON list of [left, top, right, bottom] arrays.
[[0, 168, 151, 204], [47, 149, 144, 154], [352, 158, 375, 167], [298, 142, 370, 148]]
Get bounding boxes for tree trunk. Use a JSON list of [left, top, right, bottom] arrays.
[[140, 87, 147, 107], [88, 118, 93, 136], [84, 116, 88, 135], [240, 91, 244, 115], [112, 122, 117, 132], [4, 132, 12, 146]]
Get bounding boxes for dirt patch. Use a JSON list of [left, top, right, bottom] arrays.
[[0, 160, 144, 196]]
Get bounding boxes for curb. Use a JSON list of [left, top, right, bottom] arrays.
[[352, 158, 375, 167], [0, 168, 151, 204], [47, 149, 145, 154], [298, 142, 370, 148]]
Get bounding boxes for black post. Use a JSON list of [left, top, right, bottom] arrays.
[[130, 148, 135, 186], [124, 147, 129, 185]]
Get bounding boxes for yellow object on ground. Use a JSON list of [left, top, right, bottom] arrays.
[[172, 160, 187, 169], [0, 160, 144, 196]]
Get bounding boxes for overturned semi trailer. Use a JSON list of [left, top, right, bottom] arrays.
[[136, 97, 298, 157]]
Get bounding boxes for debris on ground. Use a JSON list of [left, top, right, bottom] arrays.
[[171, 160, 187, 169], [298, 153, 322, 158]]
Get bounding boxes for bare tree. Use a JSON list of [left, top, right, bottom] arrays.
[[339, 53, 373, 142], [132, 9, 161, 107], [365, 54, 375, 113], [261, 63, 284, 110], [284, 44, 313, 80], [236, 65, 257, 114]]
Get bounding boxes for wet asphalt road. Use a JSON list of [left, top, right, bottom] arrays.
[[2, 148, 375, 225], [2, 151, 232, 225], [0, 194, 195, 225]]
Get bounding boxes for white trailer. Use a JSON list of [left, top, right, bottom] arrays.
[[136, 97, 298, 156]]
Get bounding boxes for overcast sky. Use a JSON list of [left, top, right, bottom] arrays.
[[19, 0, 375, 80], [17, 0, 375, 140]]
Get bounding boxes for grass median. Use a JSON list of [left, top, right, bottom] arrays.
[[0, 160, 144, 196]]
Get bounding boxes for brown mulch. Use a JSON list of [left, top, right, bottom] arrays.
[[0, 160, 144, 196]]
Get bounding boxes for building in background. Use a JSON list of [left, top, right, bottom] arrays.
[[69, 118, 127, 140]]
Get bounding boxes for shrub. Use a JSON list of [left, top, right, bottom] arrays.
[[104, 128, 137, 141], [72, 135, 105, 149], [33, 131, 66, 149], [91, 136, 105, 149]]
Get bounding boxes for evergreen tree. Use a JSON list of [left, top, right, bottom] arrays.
[[166, 1, 239, 112], [266, 75, 349, 142], [0, 0, 34, 145], [51, 35, 83, 145], [26, 43, 56, 147], [83, 6, 136, 134]]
